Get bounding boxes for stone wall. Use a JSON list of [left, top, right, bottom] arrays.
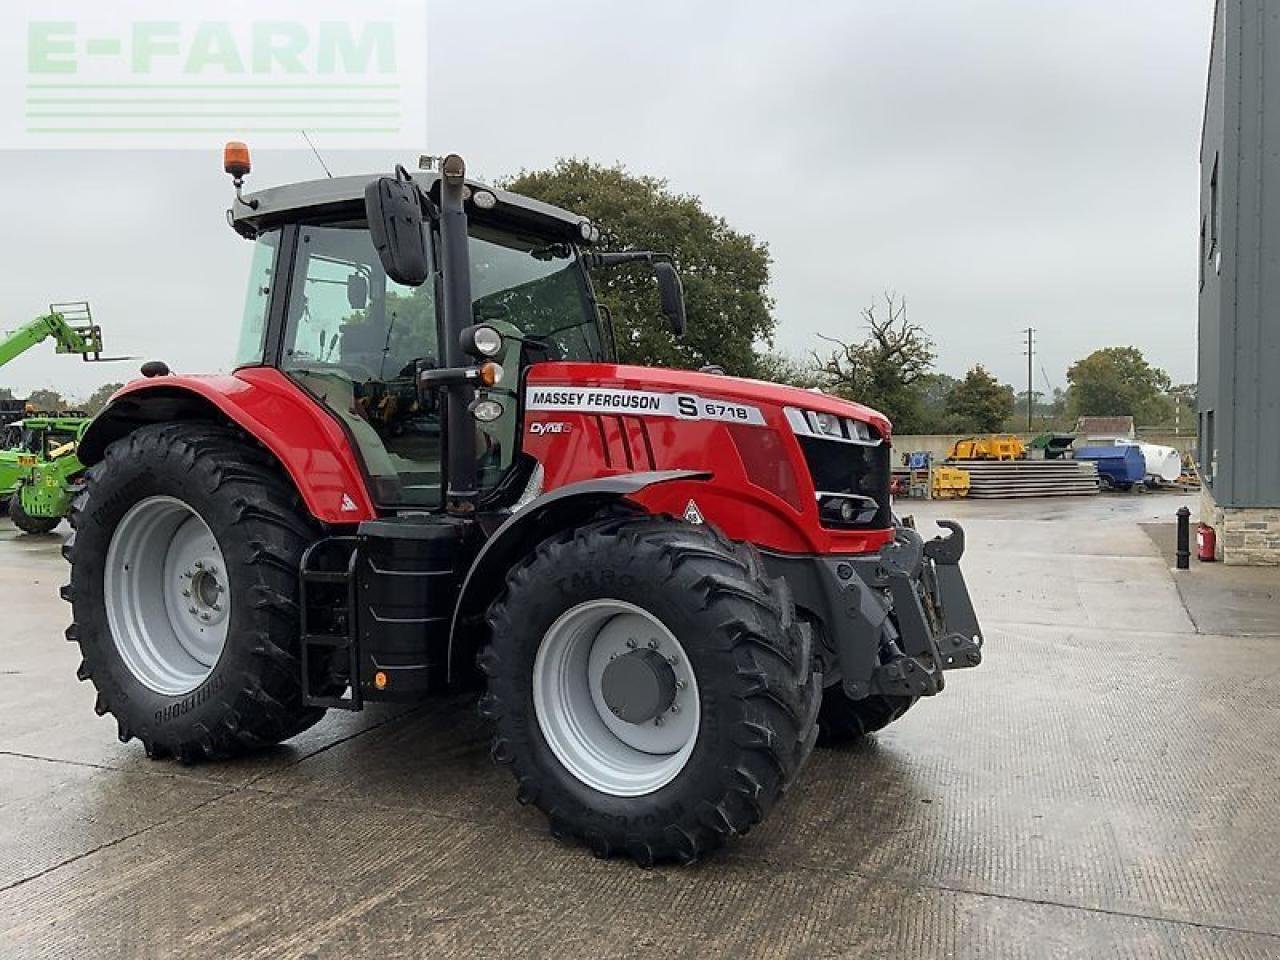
[[1200, 486, 1280, 565]]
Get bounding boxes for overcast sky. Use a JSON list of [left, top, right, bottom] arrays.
[[0, 0, 1212, 402]]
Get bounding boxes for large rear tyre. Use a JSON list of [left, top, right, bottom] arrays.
[[62, 423, 329, 762], [481, 515, 820, 865], [9, 491, 61, 534]]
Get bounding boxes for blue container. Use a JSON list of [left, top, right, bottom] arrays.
[[1074, 445, 1145, 489]]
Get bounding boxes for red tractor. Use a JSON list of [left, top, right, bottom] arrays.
[[63, 148, 983, 864]]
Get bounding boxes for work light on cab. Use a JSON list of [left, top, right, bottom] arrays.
[[461, 324, 504, 358]]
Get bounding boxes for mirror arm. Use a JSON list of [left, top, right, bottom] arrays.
[[585, 250, 673, 269]]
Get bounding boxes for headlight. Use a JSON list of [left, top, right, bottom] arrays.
[[807, 411, 843, 439], [784, 407, 881, 446], [461, 323, 504, 358], [469, 398, 504, 422], [817, 493, 879, 527]]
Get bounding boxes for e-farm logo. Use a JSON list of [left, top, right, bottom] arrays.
[[3, 1, 426, 150]]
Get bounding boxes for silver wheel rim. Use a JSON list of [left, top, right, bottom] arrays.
[[104, 496, 230, 696], [533, 599, 700, 797]]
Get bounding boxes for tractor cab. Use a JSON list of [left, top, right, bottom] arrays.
[[228, 153, 625, 512]]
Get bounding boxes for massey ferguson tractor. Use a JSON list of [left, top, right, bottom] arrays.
[[62, 146, 983, 864]]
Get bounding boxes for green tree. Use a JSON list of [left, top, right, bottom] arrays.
[[754, 351, 821, 389], [1065, 347, 1173, 424], [504, 160, 774, 376], [813, 292, 936, 432], [81, 382, 124, 415], [915, 372, 959, 432], [25, 389, 65, 413], [947, 365, 1015, 433]]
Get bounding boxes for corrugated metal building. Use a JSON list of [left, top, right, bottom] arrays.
[[1198, 0, 1280, 564]]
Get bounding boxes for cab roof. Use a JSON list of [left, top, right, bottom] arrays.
[[228, 171, 592, 243]]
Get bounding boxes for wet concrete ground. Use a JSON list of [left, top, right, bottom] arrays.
[[1, 491, 1278, 959]]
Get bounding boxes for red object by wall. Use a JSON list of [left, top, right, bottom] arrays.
[[1197, 522, 1217, 562]]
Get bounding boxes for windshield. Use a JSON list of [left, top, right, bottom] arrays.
[[467, 224, 604, 362]]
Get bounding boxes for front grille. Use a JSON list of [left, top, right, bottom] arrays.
[[797, 436, 892, 529]]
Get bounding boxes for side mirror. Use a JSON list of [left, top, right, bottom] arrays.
[[653, 261, 687, 337], [346, 273, 369, 310], [365, 175, 429, 287]]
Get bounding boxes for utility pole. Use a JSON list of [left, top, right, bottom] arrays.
[[1023, 327, 1035, 431]]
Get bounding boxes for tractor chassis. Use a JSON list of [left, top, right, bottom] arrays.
[[296, 512, 983, 711]]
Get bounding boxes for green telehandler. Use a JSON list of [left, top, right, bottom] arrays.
[[0, 303, 125, 534]]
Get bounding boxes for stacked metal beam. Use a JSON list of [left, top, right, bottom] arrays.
[[949, 459, 1099, 499]]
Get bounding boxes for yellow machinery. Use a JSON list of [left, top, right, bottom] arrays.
[[948, 435, 1025, 461], [931, 466, 971, 499]]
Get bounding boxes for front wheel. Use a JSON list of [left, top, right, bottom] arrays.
[[480, 516, 820, 864], [817, 685, 916, 745]]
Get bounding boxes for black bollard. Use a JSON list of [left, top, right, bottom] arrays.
[[1175, 506, 1191, 570]]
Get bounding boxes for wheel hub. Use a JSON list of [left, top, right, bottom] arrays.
[[600, 648, 677, 724], [181, 563, 226, 627], [533, 600, 701, 797], [104, 496, 230, 696]]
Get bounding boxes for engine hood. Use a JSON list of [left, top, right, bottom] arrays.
[[527, 362, 892, 438]]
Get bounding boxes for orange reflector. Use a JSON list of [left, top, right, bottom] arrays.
[[477, 361, 504, 387], [374, 671, 389, 690], [224, 141, 251, 178]]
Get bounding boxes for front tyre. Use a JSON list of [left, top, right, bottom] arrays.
[[481, 516, 820, 865], [62, 423, 328, 762], [817, 686, 916, 745]]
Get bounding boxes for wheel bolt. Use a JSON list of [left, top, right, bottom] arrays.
[[626, 639, 637, 649], [670, 703, 680, 714], [653, 716, 663, 726], [194, 561, 204, 570], [675, 679, 685, 690], [647, 639, 659, 650], [182, 589, 190, 598], [188, 606, 197, 614]]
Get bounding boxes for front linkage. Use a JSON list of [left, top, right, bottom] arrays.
[[768, 520, 984, 702]]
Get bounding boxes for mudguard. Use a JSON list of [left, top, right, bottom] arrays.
[[77, 368, 377, 524]]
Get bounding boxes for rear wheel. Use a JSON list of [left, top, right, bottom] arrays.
[[480, 516, 820, 865], [63, 423, 329, 761], [9, 490, 60, 534]]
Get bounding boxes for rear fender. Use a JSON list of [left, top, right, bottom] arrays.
[[78, 369, 377, 524], [446, 470, 709, 683]]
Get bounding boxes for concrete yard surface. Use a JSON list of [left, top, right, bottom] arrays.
[[2, 492, 1279, 959]]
